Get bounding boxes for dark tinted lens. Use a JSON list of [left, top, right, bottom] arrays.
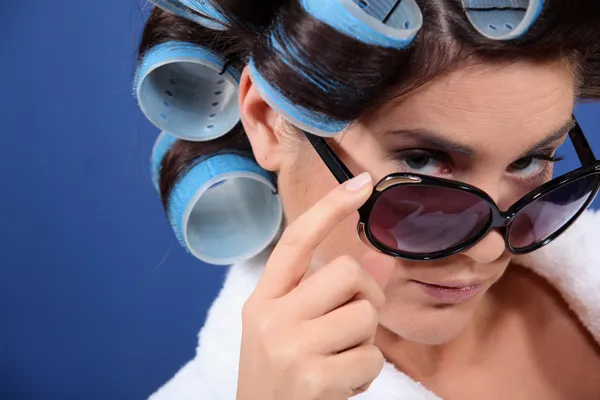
[[368, 185, 491, 254], [509, 175, 598, 249]]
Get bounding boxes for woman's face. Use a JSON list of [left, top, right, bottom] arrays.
[[244, 59, 576, 345]]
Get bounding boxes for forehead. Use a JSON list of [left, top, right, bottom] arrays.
[[369, 60, 576, 154]]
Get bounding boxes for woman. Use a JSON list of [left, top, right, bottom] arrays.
[[138, 0, 600, 398]]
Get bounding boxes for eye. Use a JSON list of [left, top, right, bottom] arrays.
[[405, 151, 432, 169], [509, 156, 536, 171], [394, 149, 452, 176], [508, 154, 564, 181]]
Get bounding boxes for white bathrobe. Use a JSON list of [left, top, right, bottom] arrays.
[[149, 209, 600, 399]]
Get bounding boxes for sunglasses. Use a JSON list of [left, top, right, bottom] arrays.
[[304, 118, 600, 260]]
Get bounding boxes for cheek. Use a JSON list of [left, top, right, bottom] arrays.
[[314, 214, 365, 266], [276, 143, 326, 223], [276, 144, 370, 266]]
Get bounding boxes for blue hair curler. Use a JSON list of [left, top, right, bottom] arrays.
[[248, 0, 423, 137], [151, 132, 283, 266], [462, 0, 545, 40], [148, 0, 229, 30], [248, 58, 349, 137], [135, 41, 241, 142], [151, 132, 179, 191], [300, 0, 423, 49]]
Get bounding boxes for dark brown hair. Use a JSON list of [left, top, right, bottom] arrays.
[[138, 0, 600, 208]]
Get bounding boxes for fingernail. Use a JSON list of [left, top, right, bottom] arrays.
[[346, 172, 372, 191]]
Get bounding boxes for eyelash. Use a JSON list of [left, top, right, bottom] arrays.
[[393, 149, 452, 174], [392, 149, 564, 183], [510, 153, 565, 184]]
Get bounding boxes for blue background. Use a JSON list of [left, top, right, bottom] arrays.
[[0, 1, 598, 399]]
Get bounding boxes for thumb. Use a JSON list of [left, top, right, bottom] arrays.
[[360, 251, 395, 291]]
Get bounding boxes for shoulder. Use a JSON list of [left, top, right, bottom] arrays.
[[492, 263, 600, 397], [514, 209, 600, 342], [148, 251, 269, 399], [195, 251, 267, 366]]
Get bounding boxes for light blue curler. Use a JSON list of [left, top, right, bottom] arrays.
[[462, 0, 545, 40], [169, 154, 283, 266], [148, 0, 228, 30], [152, 135, 283, 265], [300, 0, 423, 49], [248, 0, 424, 137], [151, 132, 179, 191], [248, 58, 349, 137], [135, 41, 241, 142]]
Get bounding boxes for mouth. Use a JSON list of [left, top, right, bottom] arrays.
[[410, 279, 487, 304]]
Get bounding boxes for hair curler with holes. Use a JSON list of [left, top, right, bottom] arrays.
[[151, 132, 283, 266], [135, 41, 241, 141], [461, 0, 545, 40], [148, 0, 229, 30], [301, 0, 423, 49]]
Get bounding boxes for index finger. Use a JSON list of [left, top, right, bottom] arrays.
[[254, 172, 373, 299]]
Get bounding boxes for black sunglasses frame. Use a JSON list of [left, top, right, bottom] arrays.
[[305, 118, 600, 260]]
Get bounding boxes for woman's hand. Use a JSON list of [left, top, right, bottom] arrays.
[[237, 172, 395, 400]]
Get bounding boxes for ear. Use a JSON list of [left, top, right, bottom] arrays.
[[238, 66, 283, 172]]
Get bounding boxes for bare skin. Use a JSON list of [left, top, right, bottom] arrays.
[[378, 265, 600, 399], [237, 58, 600, 399]]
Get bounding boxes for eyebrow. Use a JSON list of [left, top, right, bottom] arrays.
[[522, 118, 576, 155], [388, 118, 576, 158]]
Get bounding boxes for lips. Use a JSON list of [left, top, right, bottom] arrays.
[[413, 279, 486, 289], [410, 279, 487, 304]]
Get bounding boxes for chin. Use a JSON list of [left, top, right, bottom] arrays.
[[379, 301, 479, 345]]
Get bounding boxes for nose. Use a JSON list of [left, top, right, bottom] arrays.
[[458, 178, 508, 264], [460, 229, 507, 264]]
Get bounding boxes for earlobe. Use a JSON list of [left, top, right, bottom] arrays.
[[238, 66, 282, 172]]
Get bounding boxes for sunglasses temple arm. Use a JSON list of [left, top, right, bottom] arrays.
[[570, 118, 597, 166], [304, 131, 355, 184]]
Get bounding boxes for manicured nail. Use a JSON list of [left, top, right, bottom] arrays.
[[346, 172, 372, 191]]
